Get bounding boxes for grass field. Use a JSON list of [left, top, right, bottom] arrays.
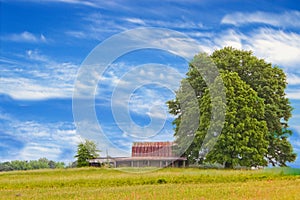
[[0, 167, 299, 199]]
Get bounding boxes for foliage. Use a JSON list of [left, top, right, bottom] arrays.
[[210, 47, 296, 166], [168, 47, 296, 168], [205, 72, 269, 168], [74, 139, 100, 167], [0, 158, 65, 172]]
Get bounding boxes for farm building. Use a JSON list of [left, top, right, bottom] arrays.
[[89, 142, 187, 168]]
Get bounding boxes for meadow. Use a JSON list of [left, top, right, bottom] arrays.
[[0, 167, 299, 199]]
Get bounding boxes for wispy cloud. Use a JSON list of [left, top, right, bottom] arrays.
[[51, 0, 98, 7], [243, 28, 300, 68], [123, 18, 204, 29], [194, 27, 300, 100], [128, 86, 175, 120], [85, 62, 182, 152], [286, 89, 300, 100], [148, 20, 204, 29], [123, 18, 146, 25], [65, 13, 129, 41], [213, 29, 244, 50], [19, 143, 63, 161], [65, 31, 87, 39], [65, 12, 206, 41], [0, 77, 74, 100], [287, 73, 300, 85], [0, 112, 80, 162], [3, 0, 100, 8], [2, 31, 47, 43], [221, 10, 300, 28], [25, 49, 50, 62], [0, 50, 78, 100], [211, 28, 300, 68]]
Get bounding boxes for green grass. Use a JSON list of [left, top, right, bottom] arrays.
[[0, 167, 299, 199]]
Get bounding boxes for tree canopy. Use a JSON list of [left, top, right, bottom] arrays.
[[168, 47, 296, 168], [75, 139, 100, 167], [0, 158, 65, 172]]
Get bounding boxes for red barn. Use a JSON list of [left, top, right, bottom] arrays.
[[89, 141, 187, 168], [132, 142, 174, 157]]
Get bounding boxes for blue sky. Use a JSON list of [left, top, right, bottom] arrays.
[[0, 0, 300, 167]]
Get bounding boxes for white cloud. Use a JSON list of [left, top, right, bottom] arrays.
[[53, 0, 98, 7], [66, 12, 206, 41], [123, 18, 146, 25], [0, 51, 78, 100], [65, 31, 86, 39], [209, 28, 300, 103], [287, 73, 300, 85], [3, 31, 47, 43], [4, 0, 100, 8], [128, 86, 175, 119], [243, 29, 300, 68], [213, 29, 243, 50], [142, 19, 204, 29], [286, 89, 300, 100], [195, 28, 300, 100], [221, 10, 300, 28], [19, 143, 63, 161], [63, 11, 300, 71], [210, 28, 300, 68], [74, 120, 133, 157], [0, 56, 24, 65], [0, 76, 74, 100], [0, 112, 80, 162], [95, 62, 183, 114], [26, 49, 49, 62], [87, 62, 181, 152]]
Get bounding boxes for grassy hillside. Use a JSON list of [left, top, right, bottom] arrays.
[[0, 167, 299, 199]]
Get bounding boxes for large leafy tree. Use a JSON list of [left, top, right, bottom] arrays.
[[75, 139, 100, 167], [210, 47, 296, 166], [203, 72, 269, 168], [168, 47, 296, 168]]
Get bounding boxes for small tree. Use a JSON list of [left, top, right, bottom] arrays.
[[75, 139, 100, 167]]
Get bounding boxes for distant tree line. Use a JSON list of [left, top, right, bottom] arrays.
[[0, 158, 65, 172], [0, 138, 101, 171]]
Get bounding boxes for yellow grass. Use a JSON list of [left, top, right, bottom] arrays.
[[0, 167, 299, 199]]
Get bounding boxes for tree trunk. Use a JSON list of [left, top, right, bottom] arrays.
[[224, 161, 233, 169]]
